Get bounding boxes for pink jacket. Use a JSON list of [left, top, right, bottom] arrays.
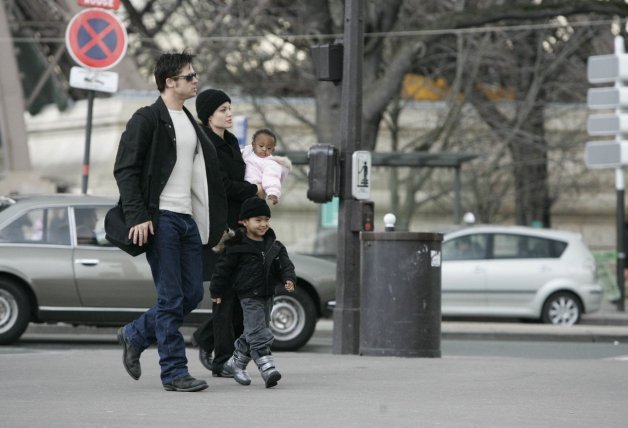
[[242, 145, 292, 199]]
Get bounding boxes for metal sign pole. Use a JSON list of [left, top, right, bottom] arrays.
[[614, 36, 626, 312], [81, 90, 94, 194], [615, 168, 625, 310], [587, 36, 628, 310]]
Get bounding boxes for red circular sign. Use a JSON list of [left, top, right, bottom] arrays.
[[65, 8, 127, 70]]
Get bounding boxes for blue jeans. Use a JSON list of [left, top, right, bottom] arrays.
[[124, 211, 203, 383], [235, 297, 274, 361]]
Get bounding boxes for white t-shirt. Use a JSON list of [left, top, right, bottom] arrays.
[[159, 109, 197, 215]]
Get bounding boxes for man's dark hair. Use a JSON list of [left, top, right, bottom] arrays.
[[153, 51, 195, 93]]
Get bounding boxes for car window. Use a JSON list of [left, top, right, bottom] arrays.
[[443, 234, 488, 260], [492, 234, 567, 259], [74, 207, 113, 247], [0, 207, 70, 245]]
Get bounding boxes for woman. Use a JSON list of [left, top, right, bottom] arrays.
[[192, 88, 264, 377]]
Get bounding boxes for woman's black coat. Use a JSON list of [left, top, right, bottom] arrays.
[[202, 127, 257, 230]]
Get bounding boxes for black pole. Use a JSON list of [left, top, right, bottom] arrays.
[[454, 166, 461, 225], [616, 168, 625, 311], [81, 90, 95, 194], [332, 0, 363, 354]]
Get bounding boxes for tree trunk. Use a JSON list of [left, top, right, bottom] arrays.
[[315, 82, 342, 146], [508, 103, 551, 227]]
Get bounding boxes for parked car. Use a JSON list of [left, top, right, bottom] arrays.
[[0, 194, 336, 350], [442, 225, 603, 325], [326, 225, 603, 325]]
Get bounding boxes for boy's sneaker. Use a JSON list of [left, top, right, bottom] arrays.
[[255, 355, 282, 388], [224, 355, 251, 385]]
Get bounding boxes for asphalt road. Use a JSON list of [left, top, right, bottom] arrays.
[[3, 338, 628, 428], [3, 315, 628, 428]]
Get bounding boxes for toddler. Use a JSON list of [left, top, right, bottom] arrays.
[[241, 129, 292, 204]]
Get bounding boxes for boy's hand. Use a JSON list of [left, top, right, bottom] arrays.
[[268, 195, 279, 205], [211, 297, 222, 304], [285, 280, 295, 292]]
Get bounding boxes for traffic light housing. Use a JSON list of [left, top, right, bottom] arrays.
[[310, 43, 343, 83], [307, 144, 340, 203], [350, 200, 374, 232]]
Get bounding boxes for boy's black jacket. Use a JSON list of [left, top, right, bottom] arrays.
[[210, 227, 297, 299]]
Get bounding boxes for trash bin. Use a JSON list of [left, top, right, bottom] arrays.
[[359, 231, 443, 358]]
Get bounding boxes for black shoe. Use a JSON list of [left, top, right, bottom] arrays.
[[190, 335, 213, 372], [198, 348, 213, 371], [117, 327, 141, 380], [163, 375, 208, 392]]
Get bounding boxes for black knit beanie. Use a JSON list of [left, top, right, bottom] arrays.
[[239, 197, 271, 220], [196, 89, 231, 125]]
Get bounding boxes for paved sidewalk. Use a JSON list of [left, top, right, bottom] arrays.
[[3, 339, 628, 428], [5, 300, 628, 428], [440, 299, 628, 342]]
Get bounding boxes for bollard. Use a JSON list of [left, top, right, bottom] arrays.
[[359, 214, 443, 357]]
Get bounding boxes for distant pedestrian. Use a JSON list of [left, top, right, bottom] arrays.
[[210, 197, 296, 388], [242, 128, 292, 205], [113, 51, 227, 392]]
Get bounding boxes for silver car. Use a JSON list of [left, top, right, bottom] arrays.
[[325, 225, 604, 326], [442, 225, 604, 324], [0, 194, 336, 350]]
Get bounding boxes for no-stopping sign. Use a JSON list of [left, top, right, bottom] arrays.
[[65, 8, 127, 70]]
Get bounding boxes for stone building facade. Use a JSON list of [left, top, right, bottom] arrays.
[[16, 91, 619, 252]]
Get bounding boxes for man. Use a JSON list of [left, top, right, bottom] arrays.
[[113, 51, 227, 392]]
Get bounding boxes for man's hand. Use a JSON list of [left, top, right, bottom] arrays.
[[211, 297, 222, 304], [285, 280, 295, 292], [129, 220, 154, 246]]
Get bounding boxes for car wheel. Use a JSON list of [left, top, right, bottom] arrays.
[[541, 291, 582, 325], [0, 279, 31, 344], [270, 286, 317, 351]]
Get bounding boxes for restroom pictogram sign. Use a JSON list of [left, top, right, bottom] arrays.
[[65, 8, 127, 70]]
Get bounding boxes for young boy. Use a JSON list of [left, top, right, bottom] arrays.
[[241, 129, 292, 205], [210, 197, 296, 388]]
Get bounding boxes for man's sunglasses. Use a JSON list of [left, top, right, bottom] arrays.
[[170, 72, 197, 82]]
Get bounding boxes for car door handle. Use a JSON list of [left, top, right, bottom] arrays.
[[75, 259, 99, 266]]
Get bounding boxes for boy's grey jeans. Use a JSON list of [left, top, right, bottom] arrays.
[[234, 296, 274, 360]]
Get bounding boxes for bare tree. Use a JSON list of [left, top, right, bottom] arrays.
[[8, 0, 628, 225], [111, 0, 628, 228]]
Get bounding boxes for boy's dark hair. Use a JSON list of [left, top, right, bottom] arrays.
[[252, 128, 277, 146], [154, 51, 195, 93]]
